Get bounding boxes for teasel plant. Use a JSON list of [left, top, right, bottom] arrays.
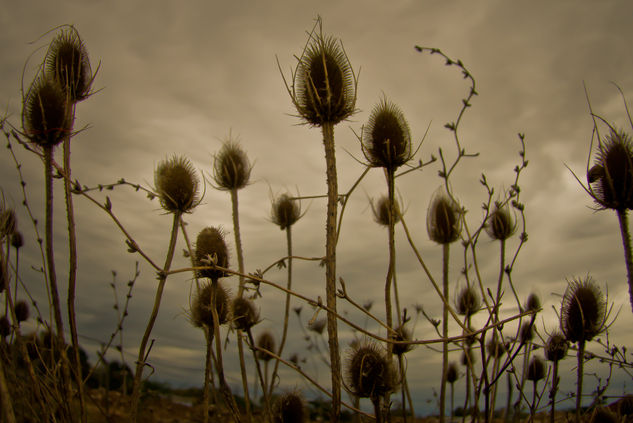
[[268, 193, 302, 402], [273, 391, 306, 423], [544, 330, 568, 423], [455, 284, 480, 418], [280, 16, 357, 421], [560, 276, 610, 423], [525, 355, 546, 422], [210, 137, 254, 421], [391, 314, 415, 422], [129, 155, 201, 422], [427, 187, 462, 423]]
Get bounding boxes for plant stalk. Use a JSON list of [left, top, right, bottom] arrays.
[[616, 208, 633, 313], [440, 242, 450, 423], [575, 341, 585, 423]]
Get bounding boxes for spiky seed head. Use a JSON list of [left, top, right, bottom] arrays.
[[485, 203, 516, 241], [232, 297, 259, 331], [212, 141, 252, 191], [427, 190, 461, 244], [589, 129, 633, 210], [308, 318, 327, 335], [195, 227, 229, 280], [590, 407, 618, 423], [274, 392, 306, 423], [0, 316, 10, 338], [256, 331, 276, 361], [23, 75, 72, 148], [346, 341, 397, 399], [544, 331, 569, 362], [11, 231, 24, 249], [486, 336, 507, 359], [618, 395, 633, 416], [525, 293, 541, 313], [461, 349, 476, 367], [446, 362, 459, 384], [392, 324, 414, 356], [294, 24, 356, 126], [526, 356, 546, 382], [191, 281, 230, 328], [362, 98, 412, 170], [0, 209, 16, 237], [560, 276, 607, 344], [272, 193, 301, 230], [371, 195, 401, 227], [45, 26, 92, 103], [14, 300, 30, 323], [456, 286, 480, 317], [519, 322, 534, 343], [154, 156, 200, 214]]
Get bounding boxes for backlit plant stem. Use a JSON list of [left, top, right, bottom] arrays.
[[616, 209, 633, 313], [440, 243, 450, 423], [575, 341, 585, 423]]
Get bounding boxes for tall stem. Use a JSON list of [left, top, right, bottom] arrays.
[[575, 341, 585, 423], [440, 243, 450, 423], [269, 225, 293, 400], [130, 212, 180, 421], [246, 329, 272, 421], [616, 209, 633, 313], [549, 360, 559, 423], [203, 329, 212, 423], [322, 122, 341, 422]]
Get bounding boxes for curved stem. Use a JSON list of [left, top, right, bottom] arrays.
[[130, 212, 180, 421], [616, 209, 633, 313]]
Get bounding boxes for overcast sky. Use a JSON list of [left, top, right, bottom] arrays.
[[2, 0, 633, 416]]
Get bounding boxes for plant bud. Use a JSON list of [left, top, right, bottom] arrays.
[[22, 75, 72, 147], [14, 300, 30, 323], [191, 281, 230, 328], [486, 336, 507, 359], [427, 190, 461, 244], [271, 193, 301, 230], [256, 331, 276, 362], [232, 297, 259, 331], [195, 227, 229, 280], [154, 155, 200, 214], [525, 293, 541, 313], [345, 341, 397, 399], [485, 203, 516, 241], [371, 195, 401, 227], [461, 349, 476, 367], [362, 98, 412, 170], [526, 356, 546, 382], [11, 231, 24, 249], [0, 316, 10, 338], [212, 141, 252, 191], [274, 392, 306, 423], [392, 324, 414, 356], [519, 322, 534, 343], [544, 331, 568, 362], [456, 286, 480, 317], [560, 276, 607, 344], [308, 318, 327, 335], [446, 362, 459, 384]]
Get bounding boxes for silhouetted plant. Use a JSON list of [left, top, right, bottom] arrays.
[[273, 391, 306, 423]]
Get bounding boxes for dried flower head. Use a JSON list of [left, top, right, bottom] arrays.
[[22, 75, 72, 147], [392, 324, 414, 356], [191, 281, 230, 328], [345, 341, 397, 399], [461, 349, 476, 367], [427, 190, 462, 244], [308, 318, 327, 335], [446, 362, 459, 384], [11, 231, 24, 249], [485, 203, 516, 241], [544, 331, 569, 362], [526, 356, 546, 382], [195, 227, 229, 280], [274, 391, 306, 423], [232, 297, 259, 331], [361, 97, 412, 170], [154, 156, 200, 214], [519, 322, 534, 343], [14, 300, 30, 323], [486, 336, 507, 359], [588, 129, 633, 210], [256, 331, 276, 361], [525, 293, 541, 313], [456, 286, 481, 317], [0, 316, 10, 338], [45, 26, 93, 103], [271, 193, 301, 230], [291, 19, 356, 126], [371, 195, 401, 227], [560, 276, 607, 344], [212, 139, 252, 191]]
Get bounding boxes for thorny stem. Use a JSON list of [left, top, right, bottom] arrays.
[[616, 209, 633, 313], [203, 329, 213, 423], [440, 243, 450, 423], [382, 168, 396, 421], [489, 239, 507, 420], [130, 212, 180, 422], [549, 360, 559, 423], [575, 341, 585, 423], [246, 329, 272, 421], [323, 121, 342, 422], [269, 225, 293, 400]]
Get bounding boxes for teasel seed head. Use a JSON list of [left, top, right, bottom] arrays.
[[308, 318, 327, 335], [191, 281, 230, 329], [461, 349, 476, 367], [345, 341, 397, 399], [456, 286, 481, 317], [14, 300, 30, 323], [519, 322, 534, 343], [293, 20, 356, 126], [392, 324, 414, 356], [589, 129, 633, 210], [485, 202, 516, 241], [371, 194, 401, 227], [0, 316, 10, 338], [361, 97, 412, 170], [232, 297, 259, 331], [446, 362, 459, 384], [45, 26, 93, 103], [526, 356, 546, 382], [486, 336, 507, 359], [274, 391, 306, 423], [195, 227, 229, 280], [427, 189, 462, 244], [256, 331, 276, 361], [525, 293, 541, 313], [590, 407, 618, 423], [22, 75, 72, 148], [11, 231, 24, 249], [271, 193, 301, 230], [212, 140, 252, 191], [154, 155, 200, 214], [618, 394, 633, 416], [544, 331, 568, 362], [560, 276, 607, 344]]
